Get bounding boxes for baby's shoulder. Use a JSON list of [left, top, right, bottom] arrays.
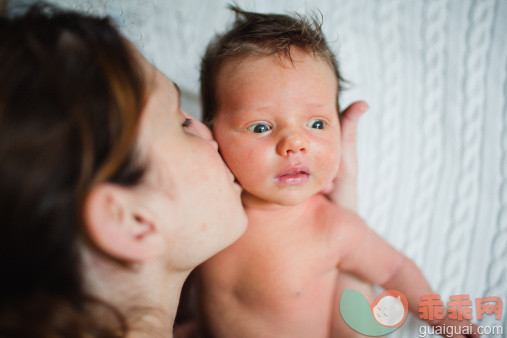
[[309, 195, 367, 235], [310, 194, 353, 221]]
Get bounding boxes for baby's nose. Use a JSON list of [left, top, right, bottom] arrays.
[[276, 131, 308, 156]]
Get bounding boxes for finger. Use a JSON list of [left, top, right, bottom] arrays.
[[320, 181, 334, 195], [339, 101, 368, 177], [341, 100, 369, 144]]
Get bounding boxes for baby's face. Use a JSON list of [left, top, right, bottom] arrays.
[[213, 49, 340, 208]]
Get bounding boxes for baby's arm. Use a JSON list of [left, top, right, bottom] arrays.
[[334, 211, 479, 338], [379, 255, 480, 338]]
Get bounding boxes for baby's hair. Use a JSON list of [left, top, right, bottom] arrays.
[[200, 5, 345, 128]]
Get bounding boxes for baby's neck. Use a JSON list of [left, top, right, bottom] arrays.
[[241, 192, 328, 231]]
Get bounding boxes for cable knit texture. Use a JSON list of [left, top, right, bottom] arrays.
[[49, 0, 507, 336]]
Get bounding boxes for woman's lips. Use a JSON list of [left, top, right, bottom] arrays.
[[275, 166, 310, 185]]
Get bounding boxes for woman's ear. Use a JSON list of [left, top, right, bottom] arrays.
[[83, 184, 165, 262]]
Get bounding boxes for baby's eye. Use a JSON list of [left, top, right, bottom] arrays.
[[307, 119, 325, 129], [247, 123, 271, 133]]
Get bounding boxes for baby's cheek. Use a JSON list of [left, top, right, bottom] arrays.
[[315, 147, 340, 183], [224, 146, 263, 183]]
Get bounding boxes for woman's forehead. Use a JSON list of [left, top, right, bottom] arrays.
[[136, 72, 178, 148], [145, 70, 178, 115]]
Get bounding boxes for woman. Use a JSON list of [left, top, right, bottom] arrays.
[[0, 4, 365, 337], [0, 5, 246, 337]]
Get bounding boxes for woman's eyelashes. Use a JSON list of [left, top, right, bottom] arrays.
[[182, 118, 193, 128]]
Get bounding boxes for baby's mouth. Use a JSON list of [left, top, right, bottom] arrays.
[[275, 166, 310, 185]]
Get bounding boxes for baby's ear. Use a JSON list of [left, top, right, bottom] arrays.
[[83, 184, 165, 262]]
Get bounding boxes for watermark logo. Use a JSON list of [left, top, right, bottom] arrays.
[[341, 289, 504, 337], [418, 294, 502, 321], [418, 294, 503, 337], [340, 289, 409, 336]]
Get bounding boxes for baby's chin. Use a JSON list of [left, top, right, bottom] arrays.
[[270, 195, 307, 207], [241, 186, 322, 208]]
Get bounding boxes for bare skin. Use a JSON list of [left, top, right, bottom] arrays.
[[198, 194, 478, 338], [199, 192, 478, 338], [175, 100, 370, 338], [199, 195, 384, 338], [198, 49, 377, 338], [83, 56, 247, 338], [198, 49, 478, 338]]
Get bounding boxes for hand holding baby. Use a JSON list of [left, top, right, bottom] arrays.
[[321, 100, 369, 212]]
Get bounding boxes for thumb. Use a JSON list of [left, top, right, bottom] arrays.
[[341, 100, 369, 144]]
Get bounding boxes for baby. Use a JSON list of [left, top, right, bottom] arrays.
[[196, 6, 478, 338]]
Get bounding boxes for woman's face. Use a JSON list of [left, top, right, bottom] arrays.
[[135, 66, 247, 270]]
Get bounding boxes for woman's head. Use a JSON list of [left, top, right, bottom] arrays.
[[0, 4, 246, 335], [0, 4, 146, 329], [98, 57, 247, 271]]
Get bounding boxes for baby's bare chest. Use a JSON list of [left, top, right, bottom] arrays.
[[229, 216, 339, 307]]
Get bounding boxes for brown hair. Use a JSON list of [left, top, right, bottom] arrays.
[[200, 5, 344, 128], [0, 4, 146, 336]]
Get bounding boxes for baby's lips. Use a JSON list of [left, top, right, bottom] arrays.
[[276, 164, 311, 177]]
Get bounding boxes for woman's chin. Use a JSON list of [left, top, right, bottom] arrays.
[[222, 210, 248, 249], [234, 211, 248, 238]]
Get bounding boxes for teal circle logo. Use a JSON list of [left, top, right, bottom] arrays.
[[340, 289, 408, 336]]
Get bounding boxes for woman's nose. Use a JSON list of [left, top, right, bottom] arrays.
[[183, 111, 218, 151], [276, 131, 308, 156]]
